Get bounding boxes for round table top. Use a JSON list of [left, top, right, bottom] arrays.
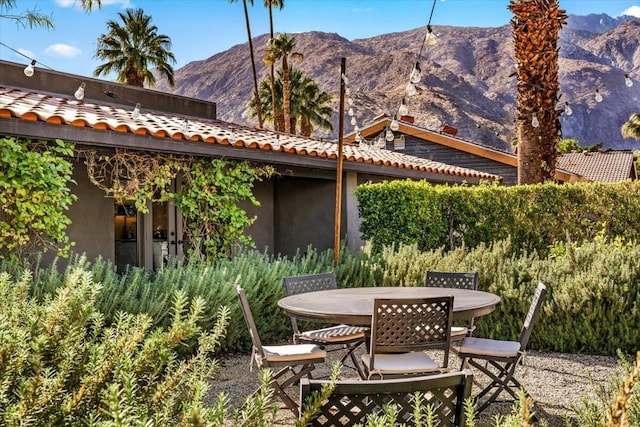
[[278, 286, 500, 326]]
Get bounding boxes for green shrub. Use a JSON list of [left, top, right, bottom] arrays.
[[356, 180, 640, 256], [0, 267, 230, 425]]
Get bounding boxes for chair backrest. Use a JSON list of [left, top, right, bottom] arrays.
[[518, 282, 547, 351], [300, 370, 473, 426], [283, 272, 337, 334], [370, 296, 454, 369], [236, 286, 264, 363], [425, 271, 479, 291]]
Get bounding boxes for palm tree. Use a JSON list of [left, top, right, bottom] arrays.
[[94, 8, 176, 88], [622, 113, 640, 140], [264, 33, 302, 134], [264, 0, 284, 131], [248, 67, 333, 137], [291, 71, 333, 137], [1, 0, 99, 29], [509, 0, 567, 184], [229, 0, 263, 129]]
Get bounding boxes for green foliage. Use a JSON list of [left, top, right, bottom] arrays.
[[557, 138, 581, 153], [0, 137, 77, 258], [175, 159, 264, 259], [356, 180, 640, 256], [0, 266, 231, 425]]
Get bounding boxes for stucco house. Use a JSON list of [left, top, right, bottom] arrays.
[[0, 60, 500, 270], [347, 114, 588, 185]]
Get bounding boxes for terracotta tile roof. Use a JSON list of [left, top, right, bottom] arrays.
[[556, 151, 636, 182], [0, 86, 499, 181]]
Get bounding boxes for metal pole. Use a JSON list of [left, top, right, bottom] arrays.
[[334, 58, 346, 265]]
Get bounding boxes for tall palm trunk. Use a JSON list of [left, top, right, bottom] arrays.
[[509, 0, 566, 184], [281, 56, 292, 134], [268, 4, 277, 132], [242, 0, 263, 128]]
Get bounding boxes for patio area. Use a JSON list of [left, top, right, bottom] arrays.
[[209, 349, 620, 426]]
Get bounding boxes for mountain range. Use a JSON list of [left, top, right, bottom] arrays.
[[161, 13, 640, 151]]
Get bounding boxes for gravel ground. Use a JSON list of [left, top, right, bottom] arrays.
[[209, 349, 622, 426]]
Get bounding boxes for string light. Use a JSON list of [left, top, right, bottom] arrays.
[[409, 62, 422, 84], [531, 113, 539, 128], [405, 82, 417, 97], [425, 25, 438, 46], [74, 82, 86, 101], [625, 74, 634, 88], [594, 89, 603, 103], [385, 128, 395, 142], [23, 60, 35, 77], [131, 103, 141, 120], [398, 98, 409, 117], [564, 102, 573, 116], [390, 115, 400, 131]]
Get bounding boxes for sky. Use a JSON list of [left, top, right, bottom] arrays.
[[1, 0, 640, 78]]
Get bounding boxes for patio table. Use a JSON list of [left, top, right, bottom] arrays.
[[277, 286, 500, 326]]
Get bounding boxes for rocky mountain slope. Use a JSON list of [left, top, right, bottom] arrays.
[[162, 14, 640, 151]]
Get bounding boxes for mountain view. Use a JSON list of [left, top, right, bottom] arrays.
[[162, 14, 640, 151]]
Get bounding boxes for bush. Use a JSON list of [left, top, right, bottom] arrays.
[[356, 180, 640, 255], [0, 267, 230, 425]]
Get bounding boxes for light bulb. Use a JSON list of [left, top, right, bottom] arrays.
[[345, 87, 351, 96], [398, 98, 409, 116], [405, 82, 417, 97], [131, 103, 141, 120], [347, 97, 354, 106], [564, 102, 573, 116], [425, 25, 437, 46], [342, 75, 349, 85], [350, 117, 357, 126], [595, 89, 603, 103], [531, 113, 539, 128], [390, 117, 400, 131], [625, 74, 634, 88], [74, 82, 86, 100], [385, 129, 394, 142], [409, 62, 421, 84], [355, 132, 363, 143], [23, 60, 36, 77], [354, 124, 360, 132], [347, 107, 354, 116]]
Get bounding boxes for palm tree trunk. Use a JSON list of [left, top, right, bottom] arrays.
[[282, 57, 292, 134], [510, 0, 566, 184], [268, 4, 277, 132], [242, 0, 263, 128]]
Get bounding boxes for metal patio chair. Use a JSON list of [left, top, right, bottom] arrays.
[[236, 286, 326, 417], [283, 272, 368, 373], [361, 296, 454, 380], [425, 271, 480, 340], [457, 282, 547, 413], [300, 370, 474, 426]]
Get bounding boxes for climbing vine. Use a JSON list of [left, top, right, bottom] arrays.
[[84, 149, 272, 259], [0, 137, 77, 258]]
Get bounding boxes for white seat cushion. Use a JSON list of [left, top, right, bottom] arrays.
[[449, 326, 469, 340], [361, 351, 440, 377], [458, 337, 521, 358], [301, 324, 367, 343], [262, 344, 327, 363]]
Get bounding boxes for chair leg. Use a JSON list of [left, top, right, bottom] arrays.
[[466, 357, 523, 413], [268, 364, 316, 417]]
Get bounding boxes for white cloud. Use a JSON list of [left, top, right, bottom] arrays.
[[620, 5, 640, 17], [45, 44, 82, 58], [54, 0, 131, 8], [352, 7, 373, 13], [17, 48, 35, 60]]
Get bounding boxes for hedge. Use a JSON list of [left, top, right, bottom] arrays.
[[356, 180, 640, 255]]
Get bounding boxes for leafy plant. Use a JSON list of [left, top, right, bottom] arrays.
[[0, 137, 77, 258]]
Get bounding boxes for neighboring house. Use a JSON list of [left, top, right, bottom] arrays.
[[348, 115, 585, 185], [556, 151, 637, 182], [0, 60, 499, 270]]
